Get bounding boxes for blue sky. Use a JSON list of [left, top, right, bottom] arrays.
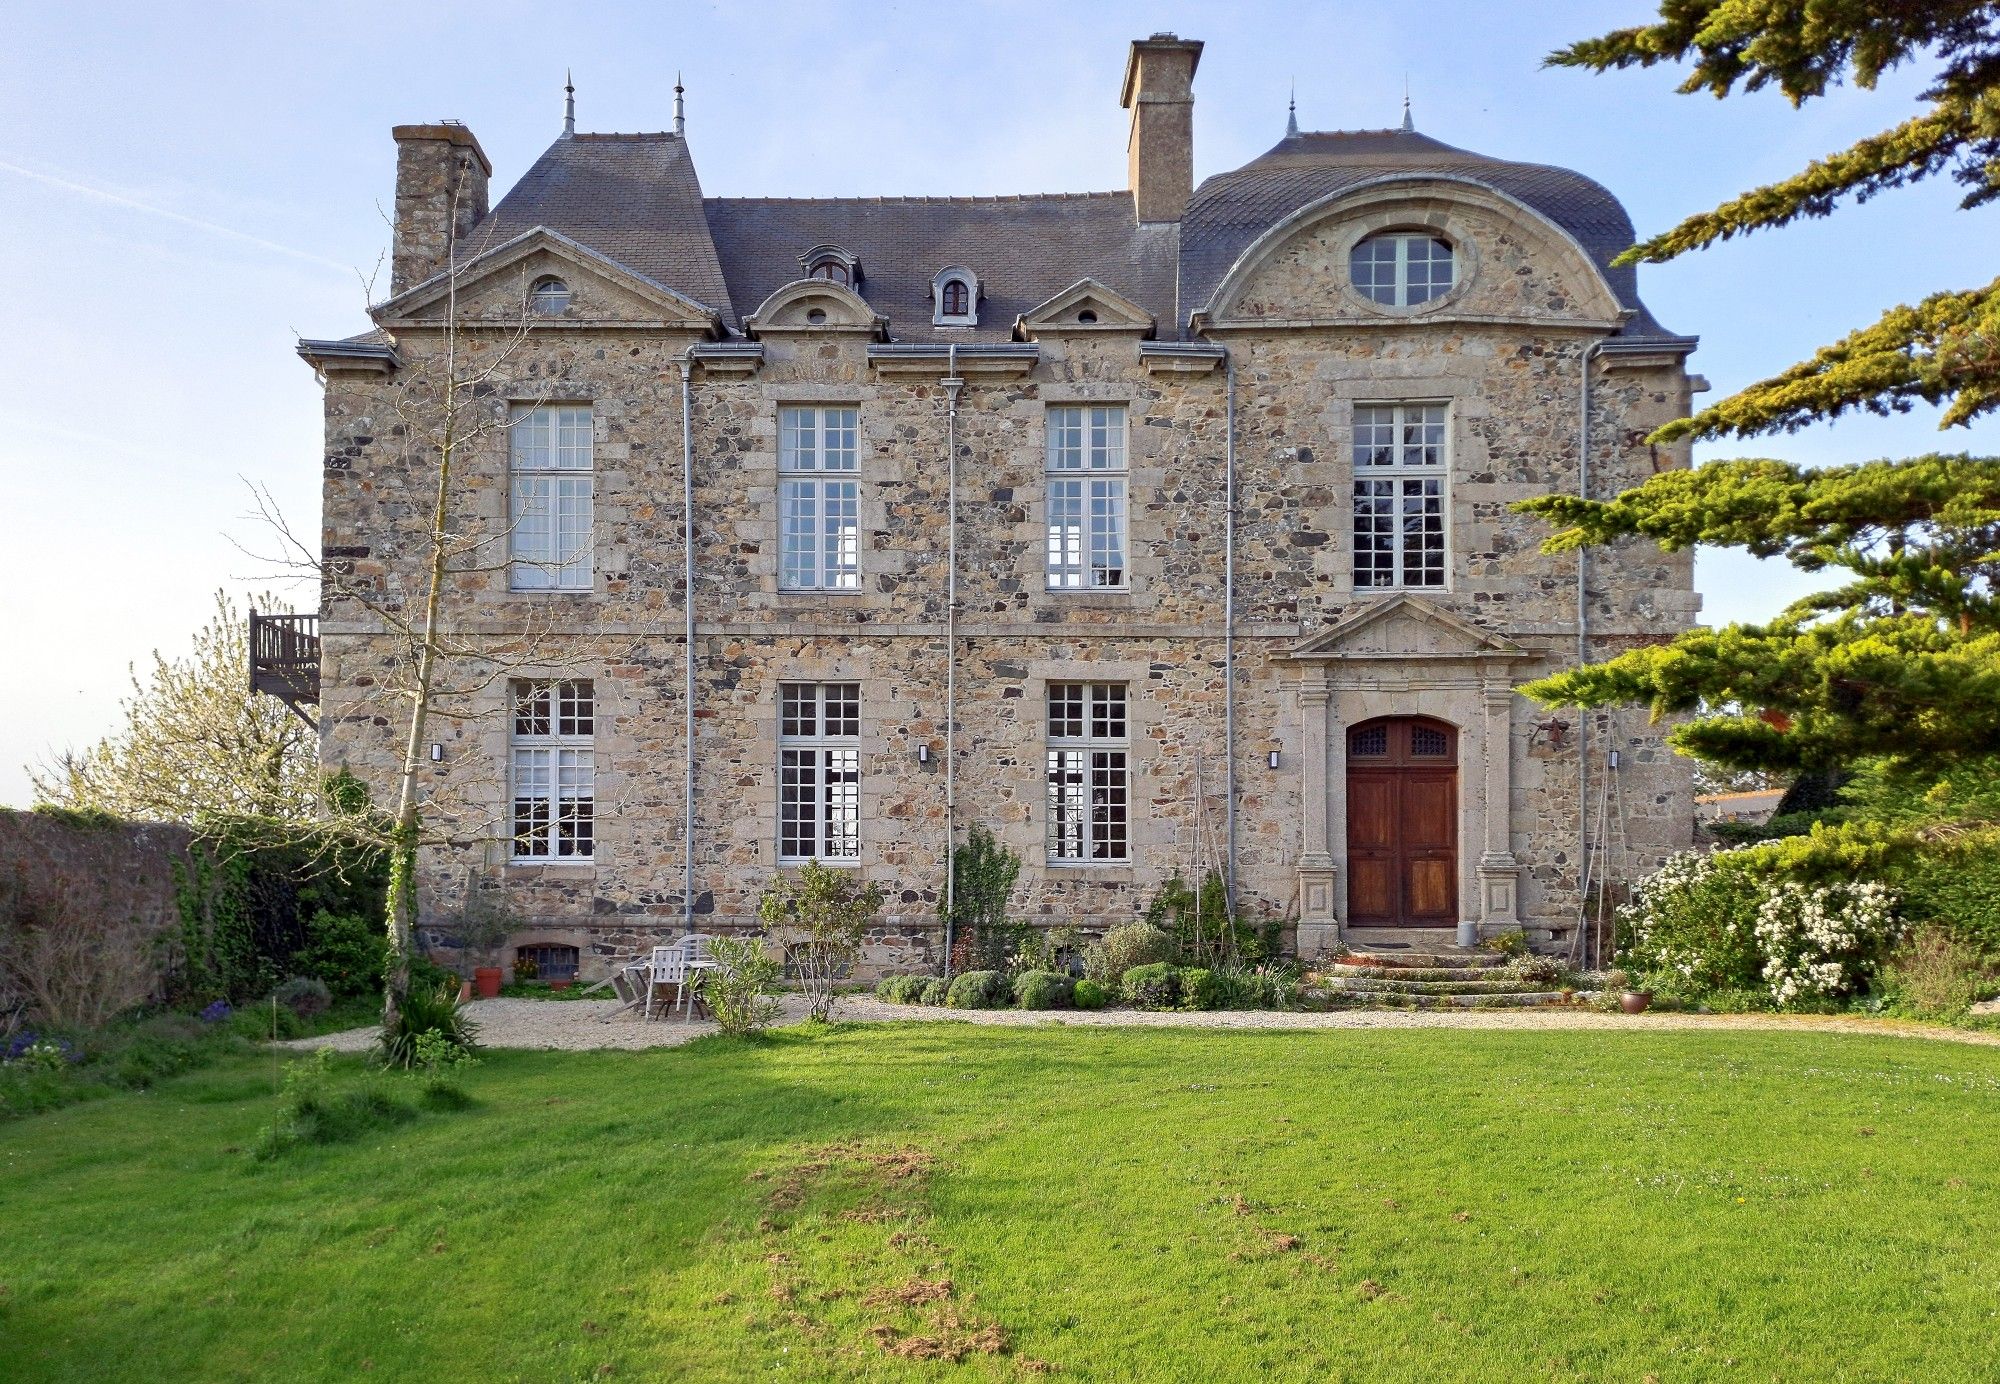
[[2, 1, 1994, 806]]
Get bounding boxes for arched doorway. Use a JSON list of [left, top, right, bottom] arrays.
[[1345, 716, 1458, 927]]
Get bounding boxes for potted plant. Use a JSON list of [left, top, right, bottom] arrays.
[[451, 883, 521, 1001], [1613, 971, 1653, 1014]]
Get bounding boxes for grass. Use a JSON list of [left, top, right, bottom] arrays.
[[3, 1024, 1999, 1381]]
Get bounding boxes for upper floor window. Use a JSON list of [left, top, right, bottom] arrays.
[[778, 406, 861, 591], [932, 267, 978, 326], [1045, 405, 1128, 590], [528, 276, 571, 315], [1046, 681, 1129, 862], [1353, 402, 1447, 590], [779, 682, 861, 863], [510, 404, 593, 591], [1350, 233, 1455, 307], [512, 679, 594, 860]]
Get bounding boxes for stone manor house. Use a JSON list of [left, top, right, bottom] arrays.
[[281, 33, 1701, 981]]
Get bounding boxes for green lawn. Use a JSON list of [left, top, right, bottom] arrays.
[[3, 1024, 1998, 1382]]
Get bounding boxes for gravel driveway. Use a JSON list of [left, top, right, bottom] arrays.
[[286, 995, 2000, 1053]]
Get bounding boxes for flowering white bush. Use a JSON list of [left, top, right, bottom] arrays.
[[1754, 880, 1900, 1007], [1617, 848, 1764, 993]]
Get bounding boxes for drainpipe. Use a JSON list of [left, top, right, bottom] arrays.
[[1574, 340, 1604, 964], [681, 346, 697, 931], [942, 346, 963, 974], [1223, 350, 1238, 920]]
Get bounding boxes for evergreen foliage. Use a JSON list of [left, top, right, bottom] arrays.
[[939, 824, 1021, 973]]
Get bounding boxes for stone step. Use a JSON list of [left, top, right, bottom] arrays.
[[1319, 977, 1537, 996], [1309, 989, 1570, 1010], [1323, 964, 1508, 982], [1338, 951, 1507, 970]]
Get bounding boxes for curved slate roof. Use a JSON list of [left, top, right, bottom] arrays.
[[1182, 127, 1676, 339], [461, 124, 1680, 346]]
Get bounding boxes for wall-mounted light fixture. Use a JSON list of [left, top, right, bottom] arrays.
[[1267, 748, 1281, 770], [917, 744, 931, 765], [429, 743, 444, 762]]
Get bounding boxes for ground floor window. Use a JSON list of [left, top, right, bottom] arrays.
[[779, 682, 861, 862], [1046, 681, 1129, 861], [512, 680, 594, 859]]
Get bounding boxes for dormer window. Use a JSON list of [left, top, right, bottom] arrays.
[[528, 276, 571, 316], [931, 267, 979, 327], [800, 245, 860, 287]]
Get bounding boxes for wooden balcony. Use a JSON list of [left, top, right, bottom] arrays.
[[250, 611, 320, 727]]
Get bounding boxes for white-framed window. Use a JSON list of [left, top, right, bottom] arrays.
[[779, 406, 861, 591], [512, 680, 594, 859], [528, 276, 571, 315], [509, 404, 593, 591], [1046, 681, 1129, 862], [1045, 405, 1128, 590], [1353, 402, 1448, 589], [779, 682, 861, 862], [1350, 233, 1456, 307]]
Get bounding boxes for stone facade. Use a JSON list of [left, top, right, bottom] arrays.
[[301, 34, 1700, 981]]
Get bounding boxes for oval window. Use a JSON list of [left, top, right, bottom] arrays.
[[1349, 234, 1455, 307]]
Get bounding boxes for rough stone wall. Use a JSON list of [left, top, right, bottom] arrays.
[[390, 125, 490, 294], [317, 204, 1698, 979]]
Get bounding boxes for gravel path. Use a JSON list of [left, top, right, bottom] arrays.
[[285, 995, 2000, 1053]]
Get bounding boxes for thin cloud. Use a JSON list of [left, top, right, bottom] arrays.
[[0, 158, 354, 274]]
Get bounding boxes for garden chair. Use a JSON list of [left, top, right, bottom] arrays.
[[678, 934, 718, 1021], [642, 943, 689, 1022]]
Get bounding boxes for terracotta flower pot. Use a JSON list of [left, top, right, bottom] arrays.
[[473, 966, 503, 999], [1620, 990, 1653, 1015], [550, 980, 572, 992]]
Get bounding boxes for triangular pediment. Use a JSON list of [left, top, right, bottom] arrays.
[[743, 278, 888, 338], [1284, 594, 1531, 662], [1014, 278, 1155, 339], [374, 227, 723, 332]]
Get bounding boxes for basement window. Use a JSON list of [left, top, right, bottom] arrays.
[[515, 943, 579, 981]]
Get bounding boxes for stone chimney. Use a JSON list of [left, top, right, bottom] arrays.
[[390, 123, 492, 293], [1120, 33, 1202, 225]]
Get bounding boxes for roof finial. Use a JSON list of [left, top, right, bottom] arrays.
[[674, 71, 685, 137], [564, 69, 576, 137], [1286, 81, 1299, 138], [1400, 76, 1413, 132]]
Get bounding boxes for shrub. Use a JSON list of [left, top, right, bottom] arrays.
[[945, 970, 1008, 1009], [378, 983, 477, 1069], [706, 937, 784, 1036], [941, 825, 1023, 974], [253, 1048, 415, 1160], [874, 975, 928, 1005], [1504, 954, 1574, 990], [1178, 967, 1221, 1011], [273, 976, 332, 1019], [1617, 849, 1766, 993], [759, 861, 885, 1023], [1484, 928, 1532, 959], [1013, 970, 1074, 1010], [1084, 923, 1177, 983], [917, 979, 948, 1006], [295, 910, 383, 1000], [408, 1030, 479, 1108], [1879, 923, 1988, 1019], [1122, 962, 1180, 1010], [1754, 879, 1900, 1007], [1072, 978, 1110, 1010], [1145, 871, 1281, 967], [1889, 833, 2000, 956]]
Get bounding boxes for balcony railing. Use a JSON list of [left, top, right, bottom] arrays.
[[249, 611, 320, 727]]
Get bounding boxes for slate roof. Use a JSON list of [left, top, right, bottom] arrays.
[[462, 124, 1681, 345], [473, 133, 735, 320], [702, 194, 1178, 341], [1182, 128, 1677, 340]]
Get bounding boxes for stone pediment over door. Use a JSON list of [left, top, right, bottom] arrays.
[[1284, 593, 1532, 666]]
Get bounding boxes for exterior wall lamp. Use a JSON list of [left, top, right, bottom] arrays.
[[1267, 748, 1281, 770], [917, 744, 931, 765], [429, 743, 444, 762]]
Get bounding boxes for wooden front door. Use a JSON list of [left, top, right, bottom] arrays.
[[1345, 716, 1458, 926]]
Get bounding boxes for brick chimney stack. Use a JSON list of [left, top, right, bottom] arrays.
[[390, 123, 492, 293], [1120, 33, 1202, 225]]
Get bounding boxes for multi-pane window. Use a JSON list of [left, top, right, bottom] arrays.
[[779, 406, 861, 591], [1046, 682, 1129, 862], [941, 279, 968, 316], [512, 680, 594, 859], [1349, 233, 1456, 307], [1045, 405, 1128, 590], [510, 404, 593, 591], [1353, 403, 1448, 589], [779, 683, 861, 862]]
